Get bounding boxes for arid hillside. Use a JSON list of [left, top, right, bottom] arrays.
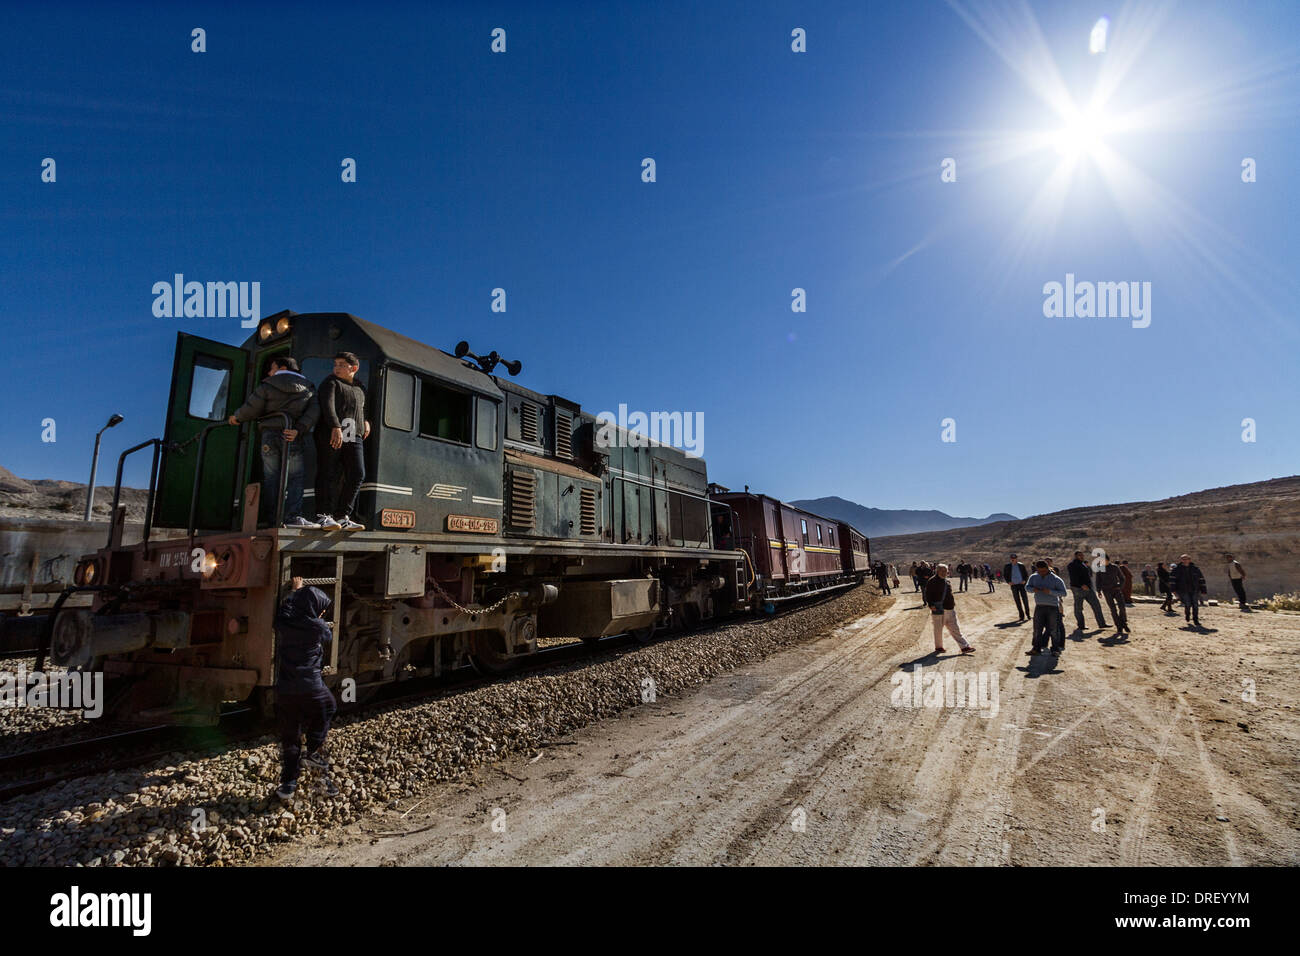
[[870, 476, 1300, 601], [0, 465, 150, 522]]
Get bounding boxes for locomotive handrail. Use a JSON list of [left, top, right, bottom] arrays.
[[107, 438, 169, 550], [189, 413, 292, 537]]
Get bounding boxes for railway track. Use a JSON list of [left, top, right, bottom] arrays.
[[0, 585, 865, 806]]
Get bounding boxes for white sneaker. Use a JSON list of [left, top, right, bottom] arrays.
[[338, 517, 365, 531], [283, 515, 320, 529], [316, 514, 342, 530]]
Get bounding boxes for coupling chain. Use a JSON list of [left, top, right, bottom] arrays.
[[339, 578, 513, 616], [427, 576, 514, 616]]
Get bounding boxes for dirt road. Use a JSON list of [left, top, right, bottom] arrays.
[[269, 587, 1300, 866]]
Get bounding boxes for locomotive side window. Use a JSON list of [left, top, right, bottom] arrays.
[[188, 354, 232, 421], [418, 377, 472, 444], [384, 368, 414, 431], [476, 397, 498, 450], [800, 518, 808, 545]]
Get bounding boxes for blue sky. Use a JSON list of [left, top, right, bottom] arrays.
[[3, 0, 1297, 518]]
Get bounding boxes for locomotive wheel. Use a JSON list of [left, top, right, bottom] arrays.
[[470, 632, 517, 674]]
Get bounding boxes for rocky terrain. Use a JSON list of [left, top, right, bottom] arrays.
[[0, 466, 150, 522], [870, 476, 1300, 601]]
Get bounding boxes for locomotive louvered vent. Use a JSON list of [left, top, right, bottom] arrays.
[[579, 487, 596, 535], [520, 401, 539, 445], [555, 411, 573, 459], [508, 471, 537, 530]]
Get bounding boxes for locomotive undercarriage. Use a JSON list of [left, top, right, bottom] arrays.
[[50, 529, 746, 725]]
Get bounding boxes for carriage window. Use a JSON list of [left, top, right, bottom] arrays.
[[828, 527, 834, 547], [418, 378, 472, 444], [476, 397, 498, 450], [816, 524, 823, 544], [384, 368, 415, 431], [188, 355, 232, 421], [800, 519, 808, 545]]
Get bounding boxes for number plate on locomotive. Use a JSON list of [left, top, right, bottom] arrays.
[[380, 509, 416, 529], [446, 514, 499, 534]]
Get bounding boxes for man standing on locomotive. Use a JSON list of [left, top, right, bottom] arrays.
[[228, 355, 319, 528], [315, 351, 370, 531], [274, 577, 339, 802]]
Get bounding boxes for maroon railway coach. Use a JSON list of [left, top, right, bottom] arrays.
[[708, 487, 868, 609]]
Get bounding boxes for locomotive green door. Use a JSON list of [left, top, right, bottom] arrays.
[[153, 333, 249, 530]]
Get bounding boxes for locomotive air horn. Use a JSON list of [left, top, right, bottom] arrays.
[[454, 341, 523, 376]]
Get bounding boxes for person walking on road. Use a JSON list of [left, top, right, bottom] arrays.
[[1226, 555, 1249, 610], [1096, 556, 1129, 634], [924, 564, 975, 655], [1157, 562, 1175, 612], [1141, 564, 1156, 597], [1119, 561, 1135, 605], [910, 562, 920, 592], [874, 561, 892, 595], [1066, 550, 1109, 632], [1025, 560, 1068, 658], [915, 562, 933, 605], [1171, 554, 1207, 627], [957, 561, 970, 592], [1004, 554, 1031, 622], [984, 563, 995, 592]]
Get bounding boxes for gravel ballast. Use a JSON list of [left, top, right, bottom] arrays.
[[0, 585, 885, 866]]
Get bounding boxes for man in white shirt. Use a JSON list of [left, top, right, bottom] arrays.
[[1226, 555, 1248, 610]]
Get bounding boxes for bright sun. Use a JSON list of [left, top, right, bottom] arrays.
[[1051, 104, 1112, 159]]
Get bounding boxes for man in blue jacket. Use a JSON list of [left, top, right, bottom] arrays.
[[1026, 560, 1069, 658], [274, 579, 340, 801]]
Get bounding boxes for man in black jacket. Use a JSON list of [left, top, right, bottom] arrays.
[[1095, 555, 1129, 633], [923, 564, 974, 654], [1004, 554, 1031, 621], [315, 352, 370, 530], [1171, 554, 1207, 626], [229, 356, 319, 528], [274, 579, 339, 801], [1066, 550, 1109, 631]]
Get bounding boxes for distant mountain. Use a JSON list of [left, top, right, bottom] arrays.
[[791, 495, 1017, 537]]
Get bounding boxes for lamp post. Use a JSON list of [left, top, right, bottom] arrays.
[[84, 413, 125, 521]]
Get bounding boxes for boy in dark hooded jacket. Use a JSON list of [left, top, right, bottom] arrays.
[[274, 580, 339, 800]]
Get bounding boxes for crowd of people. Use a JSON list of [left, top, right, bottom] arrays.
[[873, 552, 1253, 659]]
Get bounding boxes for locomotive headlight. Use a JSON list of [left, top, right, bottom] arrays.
[[258, 322, 273, 341], [200, 551, 220, 578], [275, 315, 292, 335], [74, 559, 97, 586]]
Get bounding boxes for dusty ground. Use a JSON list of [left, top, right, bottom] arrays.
[[266, 587, 1299, 866]]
